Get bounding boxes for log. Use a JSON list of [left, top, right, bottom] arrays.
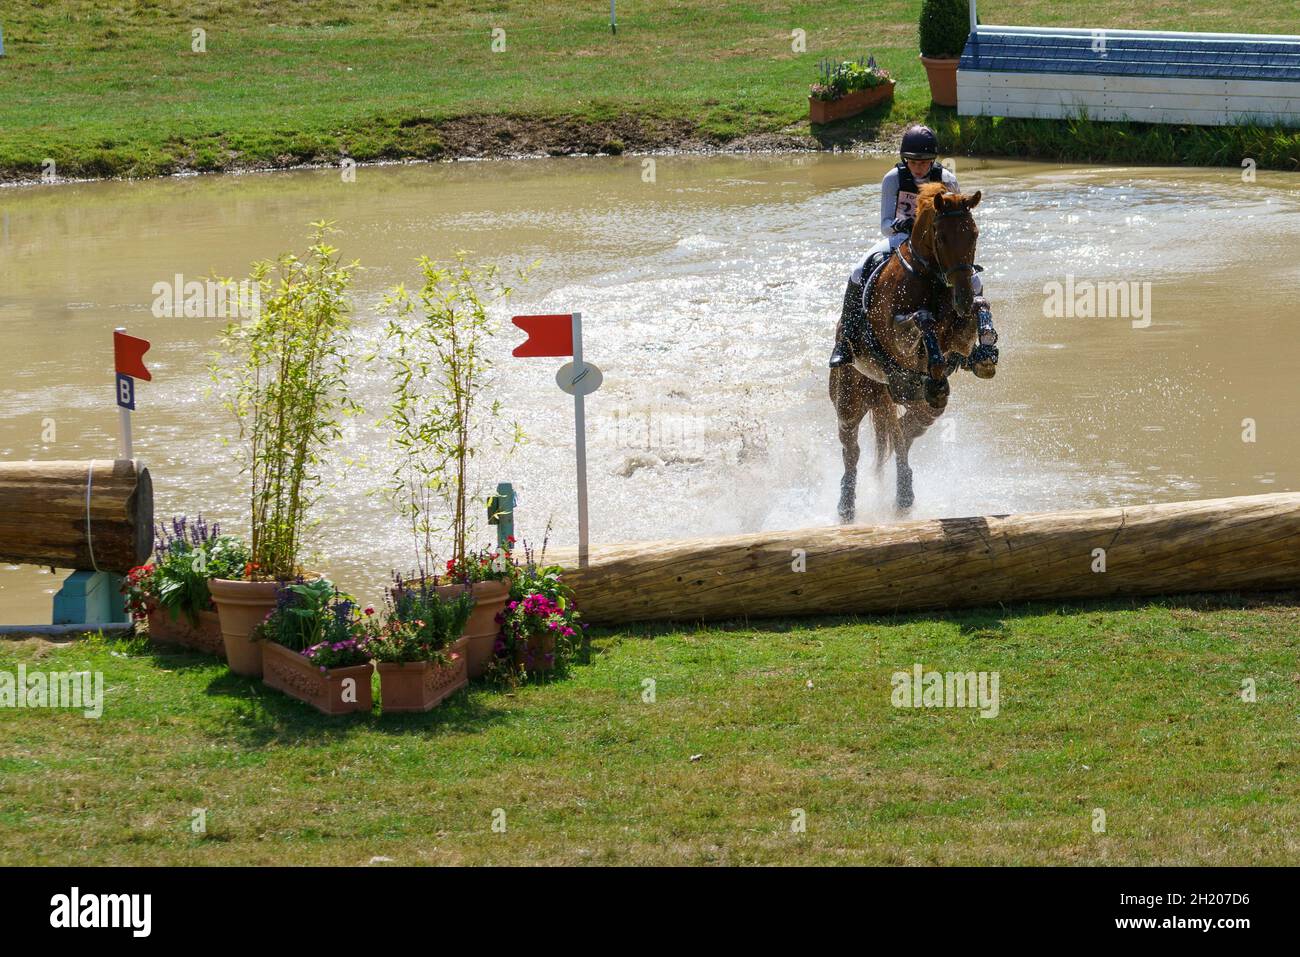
[[559, 493, 1300, 625], [0, 460, 153, 574]]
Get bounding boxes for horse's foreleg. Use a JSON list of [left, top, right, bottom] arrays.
[[895, 402, 943, 510], [830, 366, 870, 524]]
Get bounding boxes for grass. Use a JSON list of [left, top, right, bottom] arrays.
[[1, 1, 1299, 180], [3, 592, 1299, 865]]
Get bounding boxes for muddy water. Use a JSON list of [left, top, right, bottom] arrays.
[[2, 154, 1298, 619]]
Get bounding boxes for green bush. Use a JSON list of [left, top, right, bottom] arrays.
[[919, 0, 970, 58]]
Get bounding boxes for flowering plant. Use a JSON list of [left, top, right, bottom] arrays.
[[442, 541, 513, 585], [122, 563, 158, 622], [497, 539, 584, 679], [369, 582, 474, 663], [255, 577, 371, 664], [302, 635, 371, 671], [810, 56, 891, 100], [152, 515, 249, 625], [121, 515, 250, 625]]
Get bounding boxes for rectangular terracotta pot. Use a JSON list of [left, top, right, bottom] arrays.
[[147, 607, 226, 659], [145, 605, 190, 647], [377, 638, 468, 713], [809, 80, 895, 124], [262, 640, 374, 715]]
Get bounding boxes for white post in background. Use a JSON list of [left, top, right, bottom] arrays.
[[970, 0, 978, 33], [115, 326, 133, 459], [571, 312, 590, 568], [610, 1, 617, 34]]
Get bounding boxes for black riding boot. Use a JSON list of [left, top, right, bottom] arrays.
[[829, 278, 866, 368]]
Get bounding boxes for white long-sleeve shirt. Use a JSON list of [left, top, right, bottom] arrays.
[[880, 165, 960, 248]]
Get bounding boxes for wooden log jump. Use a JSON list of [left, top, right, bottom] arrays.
[[561, 492, 1300, 625], [0, 460, 153, 574]]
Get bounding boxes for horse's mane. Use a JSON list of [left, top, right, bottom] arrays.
[[910, 181, 949, 259]]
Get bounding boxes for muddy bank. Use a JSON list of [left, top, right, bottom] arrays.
[[0, 112, 908, 186]]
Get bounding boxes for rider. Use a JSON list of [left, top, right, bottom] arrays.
[[829, 124, 995, 368]]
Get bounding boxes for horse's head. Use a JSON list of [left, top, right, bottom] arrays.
[[914, 184, 982, 317]]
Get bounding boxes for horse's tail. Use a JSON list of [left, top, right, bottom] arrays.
[[864, 378, 896, 473]]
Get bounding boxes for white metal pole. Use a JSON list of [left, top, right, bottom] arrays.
[[572, 312, 589, 568], [119, 406, 133, 460], [114, 326, 133, 460], [610, 1, 617, 34], [969, 0, 978, 33]]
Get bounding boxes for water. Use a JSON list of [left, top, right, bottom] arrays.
[[2, 153, 1298, 618]]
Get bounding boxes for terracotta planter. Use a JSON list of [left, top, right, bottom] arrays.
[[261, 640, 374, 715], [145, 604, 189, 647], [514, 630, 558, 673], [919, 55, 959, 107], [808, 80, 895, 124], [376, 638, 469, 713], [434, 580, 510, 679], [146, 606, 226, 659], [208, 578, 281, 677], [187, 610, 227, 659]]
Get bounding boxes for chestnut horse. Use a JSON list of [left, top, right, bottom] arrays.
[[829, 182, 997, 522]]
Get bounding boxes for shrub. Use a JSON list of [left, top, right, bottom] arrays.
[[212, 223, 360, 581], [919, 0, 971, 59]]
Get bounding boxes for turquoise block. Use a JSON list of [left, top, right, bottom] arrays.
[[52, 570, 127, 625]]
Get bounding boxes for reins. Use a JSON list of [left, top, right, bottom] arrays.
[[901, 206, 978, 288]]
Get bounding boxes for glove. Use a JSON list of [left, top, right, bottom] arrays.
[[891, 216, 915, 235]]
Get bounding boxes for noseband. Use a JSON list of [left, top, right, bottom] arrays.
[[900, 207, 977, 288]]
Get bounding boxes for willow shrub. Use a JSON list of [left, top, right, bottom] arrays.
[[213, 222, 361, 580]]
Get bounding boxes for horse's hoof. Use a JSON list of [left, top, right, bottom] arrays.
[[923, 377, 949, 409], [896, 489, 914, 510], [970, 344, 998, 378]]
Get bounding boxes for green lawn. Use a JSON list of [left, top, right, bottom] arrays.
[[2, 1, 1299, 179], [3, 592, 1299, 865]]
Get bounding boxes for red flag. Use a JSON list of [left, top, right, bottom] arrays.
[[512, 314, 573, 358], [113, 330, 152, 381]]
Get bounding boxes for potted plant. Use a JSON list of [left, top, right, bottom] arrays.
[[150, 517, 247, 656], [435, 546, 513, 678], [808, 56, 895, 125], [257, 579, 375, 715], [919, 0, 970, 107], [377, 253, 524, 678], [208, 223, 360, 677], [496, 541, 584, 679], [370, 583, 473, 712]]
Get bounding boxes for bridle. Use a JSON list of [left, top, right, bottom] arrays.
[[899, 206, 978, 289]]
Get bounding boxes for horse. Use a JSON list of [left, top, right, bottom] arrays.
[[829, 181, 998, 522]]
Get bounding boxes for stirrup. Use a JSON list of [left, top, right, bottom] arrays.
[[829, 340, 854, 368]]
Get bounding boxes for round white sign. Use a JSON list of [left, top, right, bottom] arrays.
[[556, 361, 603, 396]]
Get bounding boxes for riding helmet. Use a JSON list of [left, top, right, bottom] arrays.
[[900, 125, 940, 161]]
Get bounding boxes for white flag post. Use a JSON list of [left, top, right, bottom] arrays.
[[571, 313, 590, 567], [513, 311, 602, 569], [548, 314, 603, 567]]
